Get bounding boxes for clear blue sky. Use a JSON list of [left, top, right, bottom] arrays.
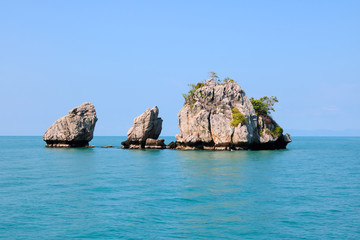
[[1, 0, 359, 136]]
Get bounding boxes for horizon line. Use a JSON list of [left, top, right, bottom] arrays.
[[1, 135, 360, 137]]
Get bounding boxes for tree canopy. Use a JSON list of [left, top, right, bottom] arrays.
[[249, 96, 278, 116]]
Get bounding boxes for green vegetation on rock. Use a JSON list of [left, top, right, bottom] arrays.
[[223, 77, 234, 83], [271, 126, 283, 137], [183, 72, 239, 107], [183, 81, 204, 107], [250, 97, 284, 138], [210, 71, 234, 84], [209, 71, 219, 82], [230, 108, 247, 127], [264, 126, 283, 137], [249, 96, 278, 116]]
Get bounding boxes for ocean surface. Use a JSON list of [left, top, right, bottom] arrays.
[[0, 136, 359, 239]]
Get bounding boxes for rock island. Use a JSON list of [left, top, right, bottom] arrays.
[[43, 74, 291, 150], [43, 102, 97, 147], [172, 75, 291, 150]]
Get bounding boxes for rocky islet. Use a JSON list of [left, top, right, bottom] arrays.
[[174, 78, 291, 150], [43, 102, 98, 147], [43, 77, 291, 150], [121, 106, 165, 149]]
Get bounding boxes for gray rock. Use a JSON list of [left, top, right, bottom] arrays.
[[43, 102, 97, 147], [166, 141, 177, 149], [101, 145, 113, 148], [175, 78, 291, 150], [283, 133, 292, 143], [253, 115, 292, 150], [122, 106, 163, 149], [145, 138, 166, 149]]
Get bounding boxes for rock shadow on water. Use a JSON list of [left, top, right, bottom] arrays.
[[44, 146, 95, 153], [175, 148, 288, 162]]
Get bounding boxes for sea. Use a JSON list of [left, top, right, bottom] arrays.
[[0, 136, 359, 239]]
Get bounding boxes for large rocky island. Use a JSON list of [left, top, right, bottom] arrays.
[[42, 75, 291, 150], [173, 76, 291, 150], [43, 102, 97, 147]]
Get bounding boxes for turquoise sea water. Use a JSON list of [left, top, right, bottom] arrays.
[[0, 136, 359, 239]]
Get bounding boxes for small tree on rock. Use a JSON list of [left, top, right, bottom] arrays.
[[249, 96, 278, 117]]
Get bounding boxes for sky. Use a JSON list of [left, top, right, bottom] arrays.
[[0, 0, 359, 136]]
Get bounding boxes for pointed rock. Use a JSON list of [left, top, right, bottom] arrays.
[[43, 102, 98, 147], [121, 106, 164, 149]]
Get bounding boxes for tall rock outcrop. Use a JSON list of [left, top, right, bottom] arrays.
[[43, 102, 97, 147], [175, 78, 291, 150], [121, 106, 165, 149]]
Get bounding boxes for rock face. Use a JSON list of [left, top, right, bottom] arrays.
[[121, 106, 164, 149], [145, 138, 166, 149], [255, 115, 292, 150], [175, 78, 291, 150], [43, 102, 98, 147]]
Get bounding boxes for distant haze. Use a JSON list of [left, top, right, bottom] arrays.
[[0, 1, 359, 136], [288, 130, 360, 137]]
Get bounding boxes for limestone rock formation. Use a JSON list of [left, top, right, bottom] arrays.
[[43, 102, 98, 147], [166, 141, 177, 149], [255, 115, 292, 150], [175, 78, 291, 150], [121, 106, 164, 149], [145, 138, 166, 149]]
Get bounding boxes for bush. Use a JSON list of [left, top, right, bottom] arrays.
[[209, 72, 234, 84], [183, 81, 204, 106], [223, 77, 234, 83], [271, 126, 283, 137], [249, 96, 278, 117], [230, 108, 247, 127]]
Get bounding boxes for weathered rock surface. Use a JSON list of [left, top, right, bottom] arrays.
[[253, 115, 292, 150], [145, 138, 166, 149], [43, 102, 98, 147], [166, 141, 177, 149], [121, 106, 164, 149], [175, 78, 291, 150]]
